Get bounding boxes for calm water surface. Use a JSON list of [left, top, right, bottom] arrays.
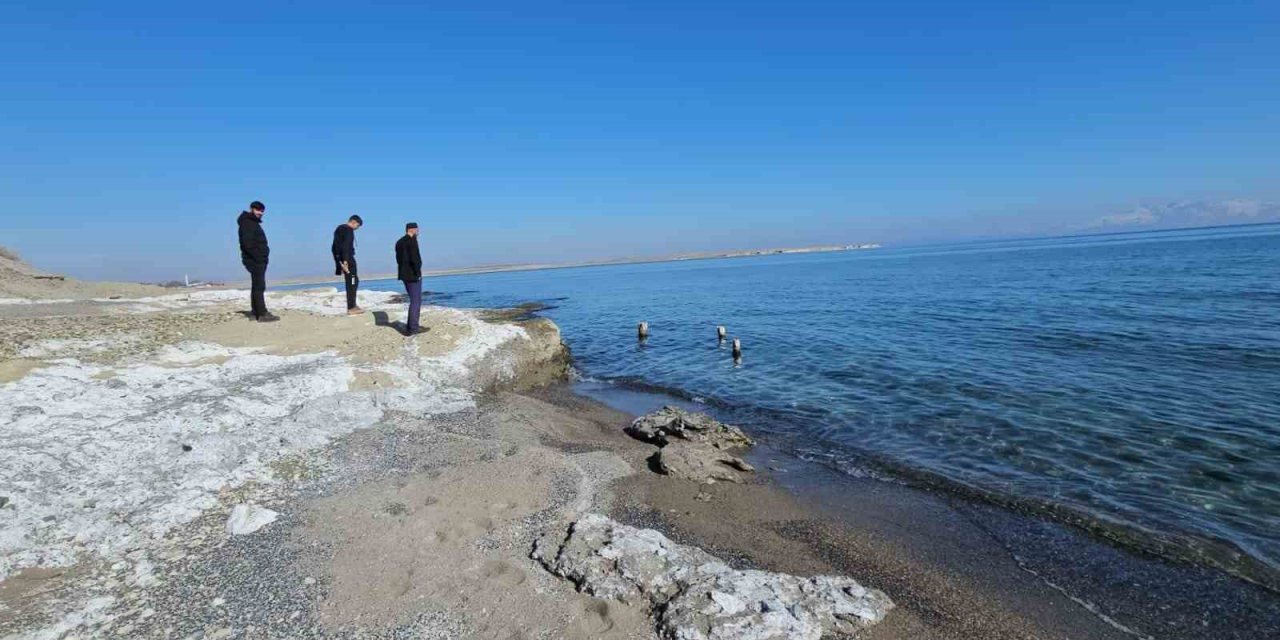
[[359, 225, 1280, 577]]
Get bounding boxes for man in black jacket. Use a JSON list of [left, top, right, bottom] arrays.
[[237, 201, 278, 322], [395, 222, 424, 336], [332, 214, 364, 314]]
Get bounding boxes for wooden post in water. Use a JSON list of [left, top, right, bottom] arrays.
[[717, 326, 727, 342], [732, 338, 742, 361], [638, 321, 649, 341]]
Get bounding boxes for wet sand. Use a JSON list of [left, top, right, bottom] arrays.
[[533, 385, 1280, 640]]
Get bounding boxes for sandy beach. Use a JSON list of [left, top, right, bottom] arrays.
[[1, 259, 1277, 639], [5, 1, 1279, 635]]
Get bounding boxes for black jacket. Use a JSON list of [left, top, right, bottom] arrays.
[[332, 224, 356, 275], [395, 235, 422, 282], [237, 211, 269, 266]]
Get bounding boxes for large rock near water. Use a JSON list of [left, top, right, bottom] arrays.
[[532, 514, 893, 639], [652, 443, 755, 483], [629, 407, 756, 483], [627, 406, 753, 449]]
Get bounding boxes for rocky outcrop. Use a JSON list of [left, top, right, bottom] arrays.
[[224, 504, 279, 535], [532, 514, 893, 639], [470, 317, 572, 392], [628, 407, 756, 483], [652, 443, 754, 483], [627, 406, 753, 449]]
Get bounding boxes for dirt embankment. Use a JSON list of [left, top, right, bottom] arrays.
[[0, 245, 166, 300]]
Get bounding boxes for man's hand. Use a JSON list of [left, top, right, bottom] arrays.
[[341, 261, 349, 274]]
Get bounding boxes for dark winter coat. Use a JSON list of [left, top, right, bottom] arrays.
[[332, 224, 356, 275], [237, 211, 269, 266], [395, 235, 422, 282]]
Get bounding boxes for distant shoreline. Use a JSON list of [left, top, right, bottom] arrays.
[[270, 242, 881, 288]]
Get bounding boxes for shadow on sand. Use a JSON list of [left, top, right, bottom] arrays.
[[372, 311, 408, 336]]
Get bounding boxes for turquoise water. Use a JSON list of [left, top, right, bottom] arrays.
[[359, 224, 1280, 579]]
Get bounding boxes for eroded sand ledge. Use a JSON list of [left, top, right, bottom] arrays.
[[0, 288, 596, 637], [0, 288, 900, 639]]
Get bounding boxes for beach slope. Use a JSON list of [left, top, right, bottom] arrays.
[[2, 283, 1276, 639]]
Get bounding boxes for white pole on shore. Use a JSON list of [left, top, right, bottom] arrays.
[[638, 321, 649, 340]]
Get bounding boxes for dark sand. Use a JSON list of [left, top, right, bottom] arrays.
[[529, 384, 1280, 640]]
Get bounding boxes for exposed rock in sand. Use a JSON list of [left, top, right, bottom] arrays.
[[533, 514, 894, 639], [627, 406, 753, 449], [297, 393, 650, 638], [224, 504, 279, 535], [652, 443, 755, 483], [628, 407, 756, 483]]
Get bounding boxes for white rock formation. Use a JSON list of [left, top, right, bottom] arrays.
[[225, 504, 279, 535], [0, 291, 538, 581], [627, 406, 754, 449], [533, 514, 893, 639]]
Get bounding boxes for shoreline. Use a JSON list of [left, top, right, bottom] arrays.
[[1, 289, 1276, 638], [558, 381, 1280, 639], [574, 375, 1280, 594], [267, 243, 880, 289]]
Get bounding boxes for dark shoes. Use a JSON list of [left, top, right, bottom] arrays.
[[256, 313, 281, 323], [404, 327, 427, 336]]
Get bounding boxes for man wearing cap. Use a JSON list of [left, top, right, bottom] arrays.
[[395, 222, 424, 335], [332, 214, 364, 315], [237, 201, 278, 322]]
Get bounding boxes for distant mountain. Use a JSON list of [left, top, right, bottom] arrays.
[[1079, 200, 1280, 233]]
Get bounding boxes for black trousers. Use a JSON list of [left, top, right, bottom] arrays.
[[404, 279, 422, 332], [343, 260, 359, 309], [244, 262, 268, 318]]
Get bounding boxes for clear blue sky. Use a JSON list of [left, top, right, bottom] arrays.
[[2, 1, 1278, 281]]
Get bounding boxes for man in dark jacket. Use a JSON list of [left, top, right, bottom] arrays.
[[331, 214, 364, 314], [237, 201, 278, 322], [395, 222, 424, 336]]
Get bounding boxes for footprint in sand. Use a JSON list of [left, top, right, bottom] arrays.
[[393, 567, 415, 598], [572, 599, 617, 634], [488, 501, 519, 512], [470, 516, 495, 533], [478, 559, 527, 587]]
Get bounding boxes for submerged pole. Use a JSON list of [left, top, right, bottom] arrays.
[[717, 326, 727, 342], [638, 321, 649, 341], [732, 338, 742, 361]]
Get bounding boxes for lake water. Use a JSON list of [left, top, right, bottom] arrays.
[[357, 224, 1280, 582]]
